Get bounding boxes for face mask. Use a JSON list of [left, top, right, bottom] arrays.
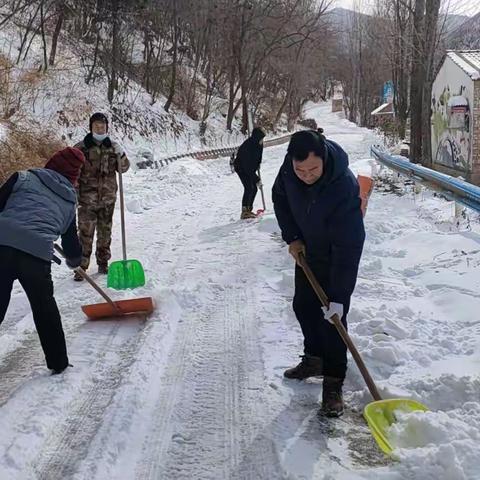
[[93, 133, 108, 142]]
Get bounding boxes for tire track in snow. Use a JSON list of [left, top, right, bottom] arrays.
[[228, 281, 284, 480], [133, 165, 284, 479], [32, 201, 206, 480], [137, 279, 282, 480], [134, 276, 220, 479], [160, 284, 237, 479], [0, 333, 42, 407], [0, 275, 109, 407], [31, 318, 148, 480], [38, 164, 224, 480]]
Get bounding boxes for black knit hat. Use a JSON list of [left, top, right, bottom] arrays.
[[89, 112, 109, 132]]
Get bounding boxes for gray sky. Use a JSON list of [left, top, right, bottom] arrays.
[[333, 0, 480, 17]]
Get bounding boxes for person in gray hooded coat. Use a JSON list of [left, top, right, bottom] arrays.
[[0, 147, 84, 374]]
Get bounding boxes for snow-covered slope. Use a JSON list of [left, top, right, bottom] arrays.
[[0, 23, 248, 174]]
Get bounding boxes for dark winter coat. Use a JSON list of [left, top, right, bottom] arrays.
[[234, 128, 265, 175], [0, 169, 82, 263], [272, 140, 365, 304]]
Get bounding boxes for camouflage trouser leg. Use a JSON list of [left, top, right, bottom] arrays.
[[96, 203, 115, 267], [78, 204, 98, 271]]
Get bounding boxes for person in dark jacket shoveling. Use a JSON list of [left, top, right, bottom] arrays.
[[0, 148, 84, 374], [272, 129, 365, 417], [234, 127, 266, 219]]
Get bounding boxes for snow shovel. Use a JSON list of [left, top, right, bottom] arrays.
[[357, 174, 374, 217], [54, 245, 153, 320], [107, 160, 145, 290], [256, 170, 266, 216], [298, 252, 428, 455]]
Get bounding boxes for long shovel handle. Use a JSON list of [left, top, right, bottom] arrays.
[[117, 159, 127, 262], [298, 253, 382, 401], [257, 170, 266, 211], [54, 244, 121, 314]]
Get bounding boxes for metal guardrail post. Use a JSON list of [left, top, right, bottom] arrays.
[[455, 202, 464, 219]]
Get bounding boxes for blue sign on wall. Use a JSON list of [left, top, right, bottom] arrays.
[[383, 81, 394, 103]]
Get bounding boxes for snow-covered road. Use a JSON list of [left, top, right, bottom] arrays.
[[1, 103, 479, 479]]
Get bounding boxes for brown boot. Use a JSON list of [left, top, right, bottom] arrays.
[[284, 355, 323, 380], [240, 206, 257, 219], [73, 271, 84, 282], [98, 264, 108, 274], [321, 376, 344, 417]]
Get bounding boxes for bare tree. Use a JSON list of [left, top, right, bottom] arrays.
[[373, 0, 413, 139], [164, 0, 179, 112], [409, 0, 442, 163], [48, 1, 66, 66], [335, 5, 389, 127], [0, 0, 345, 134]]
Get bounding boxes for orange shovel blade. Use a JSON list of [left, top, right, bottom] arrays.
[[81, 297, 154, 320], [357, 174, 374, 217]]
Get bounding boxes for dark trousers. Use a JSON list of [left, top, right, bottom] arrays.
[[0, 246, 69, 371], [293, 264, 349, 379], [236, 170, 258, 208]]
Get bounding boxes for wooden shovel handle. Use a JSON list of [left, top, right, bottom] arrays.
[[54, 244, 121, 314], [298, 252, 382, 401], [117, 159, 127, 262]]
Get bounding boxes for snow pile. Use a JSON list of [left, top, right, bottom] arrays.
[[389, 408, 480, 479], [389, 408, 479, 449]]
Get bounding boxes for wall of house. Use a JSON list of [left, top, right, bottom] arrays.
[[472, 81, 480, 184], [431, 56, 475, 180]]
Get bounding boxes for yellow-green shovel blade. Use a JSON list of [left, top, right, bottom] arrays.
[[107, 259, 145, 290], [363, 398, 429, 455]]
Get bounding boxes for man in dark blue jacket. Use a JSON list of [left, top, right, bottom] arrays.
[[234, 127, 265, 219], [272, 129, 365, 417], [0, 147, 84, 374]]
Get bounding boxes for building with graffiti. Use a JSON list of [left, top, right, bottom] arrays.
[[431, 51, 480, 185]]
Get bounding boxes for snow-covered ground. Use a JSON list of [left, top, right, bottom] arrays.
[[1, 103, 479, 479]]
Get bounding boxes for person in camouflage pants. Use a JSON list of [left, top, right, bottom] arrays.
[[73, 112, 130, 281]]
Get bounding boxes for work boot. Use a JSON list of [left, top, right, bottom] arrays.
[[284, 355, 323, 380], [240, 206, 257, 219], [73, 271, 84, 282], [98, 264, 108, 274], [321, 376, 344, 417]]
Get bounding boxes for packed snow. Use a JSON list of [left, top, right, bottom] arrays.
[[0, 103, 479, 479]]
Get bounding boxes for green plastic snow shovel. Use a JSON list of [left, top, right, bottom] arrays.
[[298, 252, 429, 455], [107, 161, 145, 290]]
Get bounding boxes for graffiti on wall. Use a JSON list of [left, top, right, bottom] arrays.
[[432, 85, 471, 170]]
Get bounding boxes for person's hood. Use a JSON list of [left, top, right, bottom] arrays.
[[251, 127, 265, 143], [29, 168, 76, 203]]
